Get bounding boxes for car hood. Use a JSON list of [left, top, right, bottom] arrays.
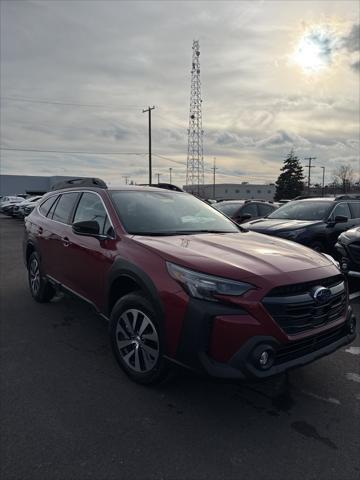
[[134, 231, 336, 286], [242, 218, 321, 232]]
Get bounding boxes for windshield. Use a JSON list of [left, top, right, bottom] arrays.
[[214, 203, 242, 216], [110, 191, 239, 235], [268, 200, 332, 220]]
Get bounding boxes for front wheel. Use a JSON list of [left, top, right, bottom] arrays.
[[110, 293, 169, 385], [28, 252, 55, 303]]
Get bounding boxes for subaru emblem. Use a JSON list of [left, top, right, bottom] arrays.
[[311, 286, 331, 304]]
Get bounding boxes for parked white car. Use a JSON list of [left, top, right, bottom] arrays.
[[0, 196, 25, 214], [12, 196, 43, 218]]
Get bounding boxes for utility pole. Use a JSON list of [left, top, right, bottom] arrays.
[[169, 167, 173, 184], [122, 175, 129, 185], [320, 166, 325, 197], [156, 173, 161, 184], [304, 157, 316, 195], [142, 106, 155, 185], [212, 157, 217, 199]]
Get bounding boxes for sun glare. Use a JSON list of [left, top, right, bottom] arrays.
[[293, 38, 326, 72], [292, 27, 337, 74]]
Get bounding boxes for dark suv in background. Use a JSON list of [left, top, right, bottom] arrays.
[[23, 179, 356, 385], [336, 227, 360, 278], [213, 200, 276, 224], [242, 196, 360, 256]]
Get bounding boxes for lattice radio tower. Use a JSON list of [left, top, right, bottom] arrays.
[[186, 40, 204, 195]]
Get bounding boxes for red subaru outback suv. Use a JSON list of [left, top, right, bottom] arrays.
[[24, 178, 356, 384]]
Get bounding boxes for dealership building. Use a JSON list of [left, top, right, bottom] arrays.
[[183, 183, 276, 201], [0, 175, 80, 196]]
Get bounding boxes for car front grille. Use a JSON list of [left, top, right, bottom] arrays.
[[275, 323, 348, 364], [263, 276, 347, 335]]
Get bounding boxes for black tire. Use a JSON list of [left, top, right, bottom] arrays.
[[309, 241, 324, 253], [27, 252, 55, 303], [110, 293, 169, 385]]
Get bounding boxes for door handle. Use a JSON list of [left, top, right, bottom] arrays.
[[62, 236, 71, 247]]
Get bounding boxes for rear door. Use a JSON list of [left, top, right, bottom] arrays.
[[44, 192, 80, 282], [63, 191, 117, 309]]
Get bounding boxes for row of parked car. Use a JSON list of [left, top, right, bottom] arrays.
[[0, 195, 43, 218], [213, 196, 360, 278], [1, 191, 360, 279]]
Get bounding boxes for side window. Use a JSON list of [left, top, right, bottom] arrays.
[[240, 203, 258, 217], [349, 202, 360, 219], [73, 192, 108, 234], [51, 193, 79, 224], [331, 203, 351, 220], [258, 204, 274, 217], [39, 196, 58, 216]]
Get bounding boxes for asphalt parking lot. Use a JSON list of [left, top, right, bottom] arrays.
[[0, 216, 359, 480]]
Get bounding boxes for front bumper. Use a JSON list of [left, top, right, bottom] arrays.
[[175, 299, 356, 380]]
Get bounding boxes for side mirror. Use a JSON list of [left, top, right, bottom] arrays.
[[72, 220, 100, 236], [334, 215, 348, 224]]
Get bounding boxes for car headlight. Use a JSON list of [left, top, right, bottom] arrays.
[[167, 262, 254, 302], [279, 228, 307, 239], [321, 253, 340, 270]]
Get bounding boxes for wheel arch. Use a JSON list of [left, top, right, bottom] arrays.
[[107, 259, 165, 320]]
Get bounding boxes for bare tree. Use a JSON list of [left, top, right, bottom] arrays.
[[333, 165, 354, 193]]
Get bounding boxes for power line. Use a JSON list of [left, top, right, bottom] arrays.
[[1, 95, 143, 109], [0, 146, 146, 155]]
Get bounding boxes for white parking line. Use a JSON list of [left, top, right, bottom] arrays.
[[299, 389, 341, 405], [349, 291, 360, 301], [345, 347, 360, 355], [345, 373, 360, 383]]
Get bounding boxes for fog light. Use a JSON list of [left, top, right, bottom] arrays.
[[348, 316, 356, 335], [259, 351, 270, 366]]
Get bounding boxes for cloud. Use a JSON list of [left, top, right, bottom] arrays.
[[342, 24, 360, 53], [256, 130, 310, 149], [351, 59, 360, 71]]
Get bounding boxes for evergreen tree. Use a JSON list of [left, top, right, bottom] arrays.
[[274, 150, 304, 201]]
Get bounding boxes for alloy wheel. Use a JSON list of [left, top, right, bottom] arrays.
[[115, 308, 160, 373], [30, 258, 40, 295]]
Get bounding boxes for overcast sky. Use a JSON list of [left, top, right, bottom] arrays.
[[1, 0, 359, 187]]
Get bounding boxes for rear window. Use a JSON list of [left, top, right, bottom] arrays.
[[214, 203, 242, 216], [51, 193, 79, 224], [39, 196, 58, 217], [350, 202, 360, 219], [258, 204, 275, 216]]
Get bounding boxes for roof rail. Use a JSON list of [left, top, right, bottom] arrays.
[[50, 177, 107, 191], [138, 183, 184, 192], [335, 194, 360, 200]]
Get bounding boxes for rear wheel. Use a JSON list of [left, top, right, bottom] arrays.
[[28, 252, 55, 303], [110, 293, 169, 384]]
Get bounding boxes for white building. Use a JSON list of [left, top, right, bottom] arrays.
[[183, 183, 276, 201]]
